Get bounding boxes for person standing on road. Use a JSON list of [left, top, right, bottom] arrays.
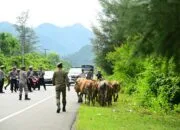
[[16, 69, 20, 90], [96, 70, 103, 81], [38, 66, 46, 91], [27, 66, 34, 92], [19, 66, 30, 100], [86, 69, 93, 80], [78, 69, 86, 78], [52, 62, 70, 113], [0, 65, 5, 93], [9, 66, 18, 93]]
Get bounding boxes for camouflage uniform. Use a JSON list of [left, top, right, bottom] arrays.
[[19, 69, 30, 100], [52, 68, 69, 113], [27, 67, 34, 92]]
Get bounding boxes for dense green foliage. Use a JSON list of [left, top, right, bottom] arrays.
[[93, 0, 180, 112], [0, 33, 20, 55]]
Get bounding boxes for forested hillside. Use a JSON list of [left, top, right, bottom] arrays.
[[92, 0, 180, 112], [64, 44, 94, 67]]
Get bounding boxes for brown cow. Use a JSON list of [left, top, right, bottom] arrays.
[[111, 81, 121, 102], [74, 78, 99, 105], [74, 78, 86, 103]]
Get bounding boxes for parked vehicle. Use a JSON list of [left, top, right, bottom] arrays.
[[81, 65, 94, 74], [44, 71, 54, 85], [68, 67, 82, 84]]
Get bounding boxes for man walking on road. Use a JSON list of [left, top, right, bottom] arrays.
[[19, 66, 30, 100], [52, 62, 70, 113]]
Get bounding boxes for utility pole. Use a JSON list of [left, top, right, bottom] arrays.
[[21, 25, 26, 66], [44, 49, 48, 57]]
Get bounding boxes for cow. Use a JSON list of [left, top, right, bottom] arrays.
[[106, 81, 113, 106], [74, 78, 86, 103], [111, 81, 121, 102], [74, 78, 99, 106], [97, 80, 109, 106]]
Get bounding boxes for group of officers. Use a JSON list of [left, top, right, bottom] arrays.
[[0, 62, 103, 113], [0, 65, 46, 100]]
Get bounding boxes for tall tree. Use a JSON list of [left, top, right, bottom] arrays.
[[0, 32, 20, 56], [15, 10, 38, 65], [93, 0, 180, 73]]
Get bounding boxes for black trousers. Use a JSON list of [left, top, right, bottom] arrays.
[[39, 78, 46, 90], [27, 78, 33, 92], [0, 78, 4, 92], [10, 79, 18, 92]]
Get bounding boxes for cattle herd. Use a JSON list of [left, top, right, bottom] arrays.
[[74, 78, 121, 106]]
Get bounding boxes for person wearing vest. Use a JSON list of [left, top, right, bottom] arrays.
[[52, 62, 70, 113]]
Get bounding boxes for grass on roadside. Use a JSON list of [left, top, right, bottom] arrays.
[[75, 94, 180, 130]]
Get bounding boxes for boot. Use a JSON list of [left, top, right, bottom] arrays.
[[57, 108, 60, 113], [25, 94, 31, 100], [57, 105, 60, 113], [62, 103, 66, 112], [19, 94, 22, 100], [44, 86, 46, 91]]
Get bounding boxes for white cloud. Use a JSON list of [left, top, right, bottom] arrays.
[[0, 0, 101, 29]]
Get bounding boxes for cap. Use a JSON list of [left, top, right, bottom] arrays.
[[57, 62, 63, 68]]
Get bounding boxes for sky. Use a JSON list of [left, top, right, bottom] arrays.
[[0, 0, 102, 30]]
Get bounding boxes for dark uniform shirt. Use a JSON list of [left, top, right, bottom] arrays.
[[52, 70, 68, 87], [38, 70, 45, 78]]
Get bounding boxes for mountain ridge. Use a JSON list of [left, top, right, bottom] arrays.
[[0, 21, 94, 55]]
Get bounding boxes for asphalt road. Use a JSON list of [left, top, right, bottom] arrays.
[[0, 85, 79, 130]]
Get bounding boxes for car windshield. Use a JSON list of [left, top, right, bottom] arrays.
[[68, 68, 82, 74], [44, 71, 54, 78]]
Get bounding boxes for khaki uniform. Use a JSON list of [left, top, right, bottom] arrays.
[[52, 69, 69, 110], [19, 70, 28, 95]]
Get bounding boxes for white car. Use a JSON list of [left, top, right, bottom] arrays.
[[44, 71, 54, 84], [68, 67, 82, 84]]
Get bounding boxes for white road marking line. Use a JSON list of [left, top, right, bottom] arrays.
[[0, 95, 54, 123]]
